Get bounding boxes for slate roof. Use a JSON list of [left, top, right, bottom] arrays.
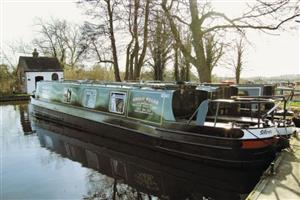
[[18, 56, 63, 72]]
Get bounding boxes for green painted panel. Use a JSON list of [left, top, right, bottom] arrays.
[[95, 88, 114, 112], [127, 90, 173, 124]]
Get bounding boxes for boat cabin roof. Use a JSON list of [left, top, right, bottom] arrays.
[[56, 80, 198, 91]]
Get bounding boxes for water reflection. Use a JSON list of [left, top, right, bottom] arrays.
[[32, 115, 265, 200], [19, 104, 33, 134], [2, 103, 111, 199]]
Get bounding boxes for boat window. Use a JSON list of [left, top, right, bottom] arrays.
[[109, 92, 126, 114], [63, 88, 72, 103], [83, 89, 97, 108]]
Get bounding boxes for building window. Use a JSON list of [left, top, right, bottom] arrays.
[[109, 92, 126, 114], [52, 73, 59, 81]]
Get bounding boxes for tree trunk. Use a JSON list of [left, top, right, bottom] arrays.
[[185, 62, 190, 81], [189, 0, 212, 82], [193, 63, 211, 83], [125, 39, 133, 81], [174, 45, 179, 81], [133, 0, 150, 80], [132, 0, 139, 80], [107, 0, 121, 82], [236, 71, 240, 84]]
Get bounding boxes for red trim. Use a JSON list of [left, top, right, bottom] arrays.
[[242, 137, 278, 149]]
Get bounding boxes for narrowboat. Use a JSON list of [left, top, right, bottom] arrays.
[[30, 81, 279, 169]]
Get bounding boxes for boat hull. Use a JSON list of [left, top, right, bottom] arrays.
[[30, 99, 276, 169]]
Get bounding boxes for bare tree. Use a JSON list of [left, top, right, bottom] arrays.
[[33, 19, 67, 67], [79, 0, 122, 81], [1, 40, 32, 70], [162, 0, 300, 82], [123, 0, 151, 80], [179, 34, 192, 82], [81, 23, 114, 65], [173, 35, 192, 82], [33, 18, 88, 69], [106, 0, 122, 81], [173, 42, 179, 81], [148, 10, 173, 81], [232, 38, 245, 84]]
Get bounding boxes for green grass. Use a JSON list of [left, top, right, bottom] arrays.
[[288, 101, 300, 107]]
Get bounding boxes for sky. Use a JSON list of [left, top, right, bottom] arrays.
[[0, 0, 299, 78]]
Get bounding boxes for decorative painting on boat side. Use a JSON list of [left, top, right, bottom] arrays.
[[127, 91, 165, 124], [63, 88, 72, 103]]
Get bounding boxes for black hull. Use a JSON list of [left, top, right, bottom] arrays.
[[30, 102, 275, 169]]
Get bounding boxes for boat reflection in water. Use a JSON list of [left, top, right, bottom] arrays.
[[32, 117, 266, 200]]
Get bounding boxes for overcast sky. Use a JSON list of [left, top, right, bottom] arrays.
[[0, 0, 299, 78]]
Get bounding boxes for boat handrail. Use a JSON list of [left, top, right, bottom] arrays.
[[210, 98, 274, 104], [231, 95, 286, 100], [197, 98, 275, 128]]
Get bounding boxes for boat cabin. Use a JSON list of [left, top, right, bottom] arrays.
[[34, 80, 278, 131], [35, 81, 208, 125]]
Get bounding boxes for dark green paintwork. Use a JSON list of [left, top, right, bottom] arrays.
[[36, 81, 176, 124]]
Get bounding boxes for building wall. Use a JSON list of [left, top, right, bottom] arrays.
[[25, 71, 64, 94]]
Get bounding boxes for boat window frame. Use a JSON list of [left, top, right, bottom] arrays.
[[238, 87, 262, 97], [109, 91, 127, 115], [238, 87, 262, 111]]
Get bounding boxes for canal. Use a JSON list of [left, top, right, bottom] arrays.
[[1, 102, 266, 200]]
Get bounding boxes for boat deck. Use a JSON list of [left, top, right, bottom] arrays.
[[246, 130, 300, 200]]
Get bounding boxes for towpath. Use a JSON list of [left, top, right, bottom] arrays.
[[247, 130, 300, 200]]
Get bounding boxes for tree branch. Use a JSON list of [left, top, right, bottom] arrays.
[[203, 14, 300, 34]]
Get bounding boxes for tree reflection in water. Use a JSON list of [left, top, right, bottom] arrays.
[[84, 170, 155, 200]]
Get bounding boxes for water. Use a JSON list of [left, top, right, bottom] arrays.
[[1, 102, 265, 200], [1, 103, 113, 199]]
